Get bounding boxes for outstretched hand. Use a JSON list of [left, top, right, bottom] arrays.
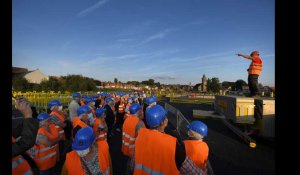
[[236, 53, 241, 56]]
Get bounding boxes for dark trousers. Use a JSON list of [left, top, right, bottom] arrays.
[[248, 74, 260, 96], [115, 113, 125, 129]]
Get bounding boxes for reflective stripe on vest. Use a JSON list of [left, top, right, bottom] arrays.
[[122, 116, 140, 157], [38, 151, 56, 161], [12, 137, 33, 175], [135, 164, 164, 175], [36, 144, 57, 154], [22, 169, 33, 175], [122, 140, 135, 148], [103, 167, 110, 175], [12, 156, 25, 169], [98, 133, 107, 138], [122, 132, 136, 141]]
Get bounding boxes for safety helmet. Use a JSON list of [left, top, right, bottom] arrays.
[[77, 105, 92, 116], [127, 97, 133, 102], [37, 112, 50, 122], [146, 105, 168, 128], [250, 51, 259, 56], [187, 121, 208, 137], [84, 97, 94, 105], [72, 127, 95, 151], [130, 103, 142, 114], [105, 97, 113, 104], [92, 95, 98, 100], [95, 108, 106, 118], [72, 92, 81, 98], [82, 94, 88, 99], [48, 100, 62, 109], [147, 96, 157, 105]]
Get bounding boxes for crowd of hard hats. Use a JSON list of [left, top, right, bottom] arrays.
[[12, 91, 209, 175]]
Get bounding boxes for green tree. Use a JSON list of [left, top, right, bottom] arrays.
[[210, 77, 221, 93], [206, 78, 211, 92], [12, 77, 30, 92], [235, 79, 247, 91], [40, 76, 62, 92], [114, 78, 118, 83], [222, 81, 236, 91]]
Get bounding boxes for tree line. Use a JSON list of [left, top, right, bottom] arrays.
[[12, 75, 99, 92]]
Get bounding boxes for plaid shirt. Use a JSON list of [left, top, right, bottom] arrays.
[[180, 156, 206, 175]]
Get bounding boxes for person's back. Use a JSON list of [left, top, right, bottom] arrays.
[[134, 128, 178, 175], [184, 140, 209, 169], [122, 104, 145, 157], [69, 99, 80, 122], [184, 120, 209, 173]]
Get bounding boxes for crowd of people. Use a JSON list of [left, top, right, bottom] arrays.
[[12, 91, 209, 175]]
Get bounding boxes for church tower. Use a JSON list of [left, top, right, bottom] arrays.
[[202, 74, 207, 92]]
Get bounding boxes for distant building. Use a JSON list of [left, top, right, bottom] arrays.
[[12, 67, 49, 84], [197, 74, 207, 92]]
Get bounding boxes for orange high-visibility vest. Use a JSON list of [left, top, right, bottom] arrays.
[[72, 117, 88, 139], [50, 111, 66, 140], [248, 57, 263, 75], [118, 103, 125, 113], [31, 125, 59, 171], [93, 118, 107, 141], [134, 128, 178, 175], [121, 115, 141, 157], [65, 140, 111, 175], [184, 140, 209, 170], [12, 137, 33, 175]]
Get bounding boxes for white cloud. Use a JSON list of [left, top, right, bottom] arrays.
[[78, 0, 110, 17]]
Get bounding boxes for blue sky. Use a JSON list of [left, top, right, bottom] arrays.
[[13, 0, 274, 86]]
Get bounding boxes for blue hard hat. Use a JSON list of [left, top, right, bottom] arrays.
[[146, 105, 168, 128], [77, 105, 92, 116], [187, 121, 208, 137], [72, 127, 95, 151], [72, 92, 81, 98], [149, 96, 157, 104], [48, 100, 62, 109], [82, 94, 88, 99], [84, 97, 94, 104], [95, 108, 106, 118], [105, 97, 113, 103], [92, 95, 98, 100], [37, 112, 50, 122], [127, 97, 133, 102], [130, 103, 142, 114], [144, 97, 149, 104]]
